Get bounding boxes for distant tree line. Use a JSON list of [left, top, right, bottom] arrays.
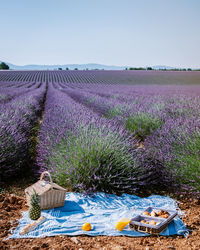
[[126, 67, 153, 70], [126, 67, 200, 71], [126, 67, 146, 70], [0, 62, 9, 70], [58, 67, 78, 70]]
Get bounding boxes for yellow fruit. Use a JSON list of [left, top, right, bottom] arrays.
[[115, 218, 131, 231], [82, 222, 92, 231]]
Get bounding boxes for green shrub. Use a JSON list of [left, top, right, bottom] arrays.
[[105, 105, 127, 119], [126, 112, 163, 140]]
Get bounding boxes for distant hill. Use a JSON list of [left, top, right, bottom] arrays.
[[0, 61, 197, 70], [0, 62, 128, 70]]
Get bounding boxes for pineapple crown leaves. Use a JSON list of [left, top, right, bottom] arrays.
[[30, 188, 40, 205]]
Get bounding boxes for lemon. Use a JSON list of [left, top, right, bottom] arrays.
[[82, 222, 92, 231]]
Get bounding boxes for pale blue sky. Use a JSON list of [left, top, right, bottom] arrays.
[[0, 0, 200, 67]]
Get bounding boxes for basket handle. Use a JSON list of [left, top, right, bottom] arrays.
[[40, 171, 53, 183]]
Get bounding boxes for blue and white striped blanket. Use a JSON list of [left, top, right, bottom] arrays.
[[10, 192, 187, 238]]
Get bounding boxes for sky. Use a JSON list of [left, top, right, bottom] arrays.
[[0, 0, 200, 68]]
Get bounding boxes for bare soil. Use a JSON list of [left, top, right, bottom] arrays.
[[0, 182, 199, 250]]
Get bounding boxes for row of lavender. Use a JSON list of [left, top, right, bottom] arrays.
[[0, 81, 42, 104], [0, 82, 46, 184], [36, 83, 148, 194], [1, 70, 200, 85], [57, 83, 200, 192]]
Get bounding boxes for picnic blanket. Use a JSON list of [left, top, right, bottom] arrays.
[[10, 192, 188, 238]]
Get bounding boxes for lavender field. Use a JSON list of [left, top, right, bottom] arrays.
[[0, 70, 200, 195]]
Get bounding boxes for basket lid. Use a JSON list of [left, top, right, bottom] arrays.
[[25, 180, 66, 196]]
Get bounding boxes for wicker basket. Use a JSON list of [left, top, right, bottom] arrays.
[[25, 171, 66, 210]]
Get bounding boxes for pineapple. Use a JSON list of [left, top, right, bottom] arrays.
[[29, 190, 41, 220]]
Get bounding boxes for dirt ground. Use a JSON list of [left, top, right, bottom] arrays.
[[0, 182, 199, 250]]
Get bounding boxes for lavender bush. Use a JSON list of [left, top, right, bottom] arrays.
[[47, 124, 143, 194], [125, 112, 163, 140]]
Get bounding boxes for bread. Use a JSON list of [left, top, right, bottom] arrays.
[[20, 216, 46, 235]]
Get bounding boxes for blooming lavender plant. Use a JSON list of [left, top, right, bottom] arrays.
[[47, 124, 143, 194]]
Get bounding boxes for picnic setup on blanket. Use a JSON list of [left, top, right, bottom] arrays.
[[9, 172, 188, 239]]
